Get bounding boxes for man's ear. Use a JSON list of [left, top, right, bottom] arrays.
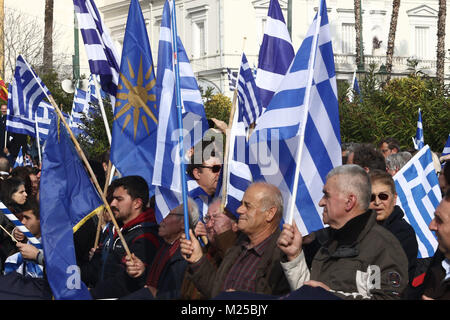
[[265, 206, 277, 222], [192, 167, 201, 180], [346, 194, 357, 211], [133, 198, 143, 211]]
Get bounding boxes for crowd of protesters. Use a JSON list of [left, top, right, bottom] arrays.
[[0, 134, 448, 300]]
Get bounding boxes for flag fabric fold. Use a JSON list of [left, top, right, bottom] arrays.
[[152, 0, 209, 222], [227, 68, 238, 92], [73, 0, 120, 98], [255, 0, 295, 109], [13, 146, 24, 168], [393, 145, 440, 258], [110, 0, 159, 195], [413, 108, 424, 150], [6, 55, 52, 140], [40, 117, 103, 300], [69, 81, 97, 138], [249, 0, 341, 236], [236, 53, 263, 128], [441, 134, 450, 158]]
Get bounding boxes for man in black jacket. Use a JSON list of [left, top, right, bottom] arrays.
[[82, 176, 162, 299]]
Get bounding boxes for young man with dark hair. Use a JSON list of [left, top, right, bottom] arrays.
[[82, 175, 162, 299]]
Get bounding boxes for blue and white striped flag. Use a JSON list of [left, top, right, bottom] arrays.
[[4, 247, 44, 278], [0, 201, 42, 250], [249, 0, 341, 236], [69, 85, 96, 137], [227, 68, 238, 91], [35, 100, 54, 141], [442, 134, 450, 157], [236, 53, 262, 128], [13, 146, 24, 168], [152, 0, 209, 222], [393, 145, 440, 258], [256, 0, 295, 109], [413, 108, 424, 150], [224, 113, 253, 217], [73, 0, 120, 99], [6, 55, 52, 139]]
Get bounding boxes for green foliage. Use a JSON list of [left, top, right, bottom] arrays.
[[39, 71, 73, 114], [78, 101, 113, 161], [339, 65, 450, 152], [201, 87, 232, 123]]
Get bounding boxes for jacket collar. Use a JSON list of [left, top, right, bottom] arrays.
[[382, 205, 404, 227], [120, 207, 156, 231], [316, 210, 376, 258]]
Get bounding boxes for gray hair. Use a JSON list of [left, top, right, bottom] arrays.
[[326, 164, 372, 210], [172, 197, 200, 230], [386, 152, 412, 172], [251, 181, 284, 220]]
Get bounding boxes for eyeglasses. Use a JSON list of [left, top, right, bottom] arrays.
[[371, 192, 390, 202], [198, 164, 222, 173]]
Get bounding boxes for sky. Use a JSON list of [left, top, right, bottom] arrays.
[[4, 0, 98, 79]]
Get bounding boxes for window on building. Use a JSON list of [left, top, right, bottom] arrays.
[[342, 23, 356, 54], [192, 21, 206, 58], [414, 26, 430, 59]]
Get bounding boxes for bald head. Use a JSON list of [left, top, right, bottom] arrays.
[[0, 157, 10, 173]]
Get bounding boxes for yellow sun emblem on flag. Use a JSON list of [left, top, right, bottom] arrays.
[[114, 55, 158, 140]]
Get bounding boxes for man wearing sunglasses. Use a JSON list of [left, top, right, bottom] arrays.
[[277, 164, 408, 299], [186, 140, 222, 220], [369, 170, 418, 284]]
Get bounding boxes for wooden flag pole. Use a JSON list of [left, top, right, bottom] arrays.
[[220, 37, 246, 211], [93, 160, 113, 249], [21, 56, 131, 258], [47, 95, 132, 258], [0, 224, 17, 243]]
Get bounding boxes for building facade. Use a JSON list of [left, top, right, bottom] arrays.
[[99, 0, 450, 99]]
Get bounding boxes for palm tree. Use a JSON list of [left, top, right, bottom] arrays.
[[0, 0, 4, 79], [386, 0, 401, 82], [354, 0, 363, 68], [43, 0, 53, 73], [436, 0, 446, 85]]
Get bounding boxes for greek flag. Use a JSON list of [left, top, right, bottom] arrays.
[[224, 114, 253, 217], [256, 0, 295, 109], [73, 0, 120, 99], [4, 244, 44, 278], [348, 70, 361, 102], [152, 0, 208, 222], [236, 53, 262, 128], [35, 100, 54, 141], [413, 108, 424, 150], [6, 55, 52, 139], [442, 134, 450, 157], [393, 145, 440, 258], [13, 146, 24, 168], [227, 68, 238, 91], [69, 82, 97, 137], [249, 0, 341, 236], [0, 201, 42, 250]]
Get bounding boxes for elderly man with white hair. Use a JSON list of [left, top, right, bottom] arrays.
[[277, 164, 409, 300]]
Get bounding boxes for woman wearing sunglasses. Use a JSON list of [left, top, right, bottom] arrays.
[[369, 170, 418, 284]]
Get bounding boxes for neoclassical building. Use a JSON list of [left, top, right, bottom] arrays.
[[99, 0, 450, 98]]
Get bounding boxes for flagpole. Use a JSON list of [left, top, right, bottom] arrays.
[[286, 0, 323, 225], [92, 74, 117, 188], [92, 75, 112, 144], [171, 0, 191, 240], [22, 59, 132, 258], [94, 160, 113, 249], [221, 38, 246, 211], [34, 112, 42, 164]]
